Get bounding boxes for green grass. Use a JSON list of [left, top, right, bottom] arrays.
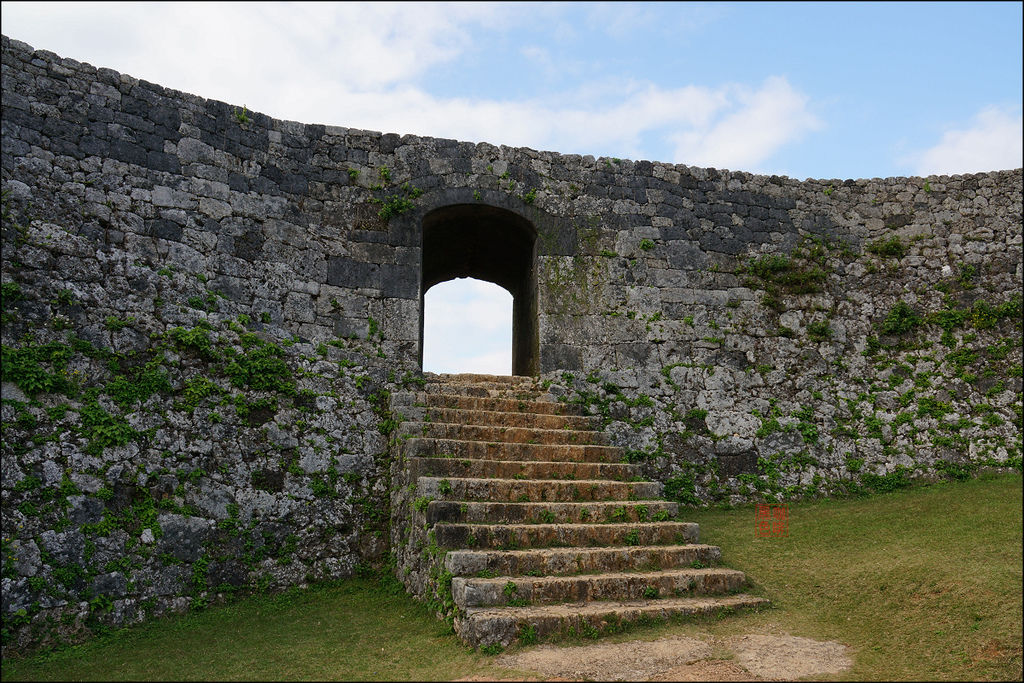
[[635, 471, 1022, 681], [1, 579, 535, 681], [3, 473, 1020, 681]]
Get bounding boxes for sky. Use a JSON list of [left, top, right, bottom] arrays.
[[3, 1, 1022, 374]]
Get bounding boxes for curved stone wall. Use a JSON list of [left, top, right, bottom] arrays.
[[2, 35, 1021, 650]]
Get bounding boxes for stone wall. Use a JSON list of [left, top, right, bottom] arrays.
[[534, 167, 1022, 505], [2, 35, 1021, 649], [1, 36, 416, 650]]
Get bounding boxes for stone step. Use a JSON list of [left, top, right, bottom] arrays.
[[455, 594, 770, 648], [422, 407, 599, 431], [424, 373, 540, 387], [422, 393, 577, 416], [421, 381, 552, 400], [417, 477, 661, 502], [403, 438, 621, 463], [433, 521, 698, 550], [408, 456, 640, 482], [452, 568, 748, 609], [427, 500, 679, 525], [402, 422, 609, 446], [397, 377, 766, 650], [445, 544, 724, 578]]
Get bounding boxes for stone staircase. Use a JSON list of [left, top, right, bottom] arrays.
[[392, 373, 767, 648]]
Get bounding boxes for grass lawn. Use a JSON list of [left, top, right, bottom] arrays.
[[609, 470, 1023, 681], [3, 471, 1021, 681], [0, 575, 531, 681]]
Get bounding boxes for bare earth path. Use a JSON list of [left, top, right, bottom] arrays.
[[457, 632, 852, 681]]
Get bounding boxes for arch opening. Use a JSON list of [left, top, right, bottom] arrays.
[[420, 204, 539, 376], [422, 278, 512, 375]]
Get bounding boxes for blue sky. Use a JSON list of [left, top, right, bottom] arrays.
[[3, 1, 1021, 374]]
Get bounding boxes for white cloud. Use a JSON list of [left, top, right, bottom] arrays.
[[909, 106, 1023, 175], [442, 349, 512, 376], [669, 77, 822, 171], [285, 76, 813, 171], [2, 2, 819, 170], [583, 2, 722, 41], [0, 2, 501, 105], [423, 279, 512, 375], [519, 44, 587, 83], [584, 3, 661, 39]]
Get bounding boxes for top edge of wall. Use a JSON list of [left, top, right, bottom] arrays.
[[3, 34, 1022, 188]]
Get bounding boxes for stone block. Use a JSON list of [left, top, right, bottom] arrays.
[[151, 185, 195, 209], [156, 514, 213, 563]]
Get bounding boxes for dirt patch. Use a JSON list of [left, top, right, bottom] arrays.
[[488, 633, 851, 681], [454, 675, 578, 682], [496, 636, 712, 681], [649, 659, 760, 681], [728, 634, 852, 680]]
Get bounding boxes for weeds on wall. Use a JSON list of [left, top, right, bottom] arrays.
[[0, 210, 425, 649], [550, 292, 1021, 508], [866, 236, 908, 259], [233, 106, 250, 125], [373, 182, 424, 221], [738, 236, 851, 312]]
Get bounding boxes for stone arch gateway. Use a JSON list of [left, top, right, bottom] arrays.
[[1, 36, 1020, 651], [420, 204, 539, 376]]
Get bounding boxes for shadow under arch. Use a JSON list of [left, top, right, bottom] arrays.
[[420, 204, 538, 376]]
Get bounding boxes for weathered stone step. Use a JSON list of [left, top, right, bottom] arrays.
[[445, 544, 723, 578], [417, 477, 660, 502], [404, 438, 621, 463], [408, 457, 639, 482], [402, 422, 609, 446], [425, 373, 539, 386], [423, 407, 599, 431], [452, 568, 748, 608], [433, 521, 698, 550], [397, 376, 767, 651], [422, 394, 576, 416], [421, 381, 551, 400], [455, 594, 769, 648], [427, 500, 679, 525]]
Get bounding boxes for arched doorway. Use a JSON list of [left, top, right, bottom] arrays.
[[422, 279, 512, 374], [420, 204, 539, 376]]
